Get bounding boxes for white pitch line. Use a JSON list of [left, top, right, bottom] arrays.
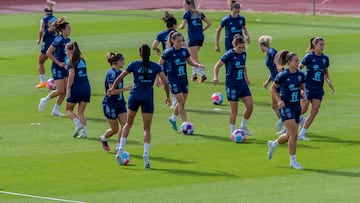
[[0, 191, 86, 203]]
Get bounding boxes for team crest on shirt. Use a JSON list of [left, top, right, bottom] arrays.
[[322, 59, 327, 64], [298, 75, 302, 81], [239, 19, 243, 25], [182, 51, 186, 56]]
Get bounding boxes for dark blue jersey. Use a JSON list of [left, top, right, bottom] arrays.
[[220, 49, 247, 88], [103, 68, 125, 107], [182, 10, 205, 38], [301, 52, 329, 90], [220, 14, 246, 50], [52, 35, 70, 63], [266, 47, 278, 80], [42, 15, 57, 41], [69, 58, 89, 85], [156, 29, 176, 51], [126, 60, 163, 92], [161, 47, 190, 83], [274, 69, 305, 107]]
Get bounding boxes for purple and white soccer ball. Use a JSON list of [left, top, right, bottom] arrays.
[[211, 92, 224, 105], [231, 129, 246, 143], [46, 78, 56, 90], [180, 121, 194, 135]]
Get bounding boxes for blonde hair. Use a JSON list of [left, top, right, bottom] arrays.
[[258, 35, 272, 48], [46, 0, 56, 10], [185, 0, 200, 17]]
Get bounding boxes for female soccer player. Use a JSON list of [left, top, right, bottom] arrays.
[[151, 11, 180, 109], [179, 0, 211, 83], [215, 1, 250, 52], [159, 31, 204, 132], [64, 41, 90, 139], [39, 17, 71, 116], [99, 52, 132, 152], [298, 37, 335, 140], [213, 35, 253, 136], [35, 0, 57, 88], [108, 44, 170, 168], [267, 50, 306, 170], [152, 11, 178, 55], [258, 35, 283, 131]]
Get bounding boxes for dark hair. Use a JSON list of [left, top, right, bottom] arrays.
[[167, 31, 182, 47], [66, 41, 82, 69], [140, 44, 151, 80], [232, 34, 245, 47], [162, 11, 177, 29], [54, 16, 69, 33], [306, 37, 324, 53], [231, 2, 241, 10], [275, 50, 297, 66], [106, 52, 124, 65]]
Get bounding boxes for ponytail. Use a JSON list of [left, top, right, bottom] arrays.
[[185, 0, 200, 17], [140, 44, 151, 80], [106, 52, 124, 66], [162, 11, 177, 28], [306, 37, 324, 53], [66, 41, 82, 68]]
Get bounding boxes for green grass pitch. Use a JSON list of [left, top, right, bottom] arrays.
[[1, 10, 360, 202]]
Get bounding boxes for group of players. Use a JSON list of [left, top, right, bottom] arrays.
[[35, 0, 334, 170]]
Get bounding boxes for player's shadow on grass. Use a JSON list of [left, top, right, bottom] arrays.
[[86, 117, 107, 123], [187, 108, 229, 115], [254, 101, 272, 107], [130, 154, 196, 164], [305, 168, 360, 178], [151, 168, 238, 178], [306, 134, 360, 145], [194, 133, 265, 145], [86, 137, 142, 146]]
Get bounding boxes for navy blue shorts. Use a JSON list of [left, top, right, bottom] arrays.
[[40, 41, 51, 55], [67, 85, 91, 103], [128, 94, 154, 114], [188, 37, 204, 47], [169, 80, 189, 95], [306, 88, 324, 101], [51, 63, 69, 80], [226, 86, 251, 101], [102, 102, 127, 120], [278, 105, 301, 123]]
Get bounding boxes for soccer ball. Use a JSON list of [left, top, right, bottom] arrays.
[[231, 129, 246, 143], [180, 121, 194, 135], [117, 151, 130, 165], [211, 92, 224, 105], [46, 78, 56, 90]]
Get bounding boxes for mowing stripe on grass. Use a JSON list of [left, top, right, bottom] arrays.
[[0, 190, 86, 203]]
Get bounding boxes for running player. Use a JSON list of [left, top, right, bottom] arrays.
[[65, 42, 90, 139], [39, 17, 71, 116], [267, 50, 306, 170], [298, 37, 335, 140], [109, 44, 170, 168], [100, 52, 132, 152], [179, 0, 211, 83], [36, 0, 57, 88], [258, 35, 284, 131]]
